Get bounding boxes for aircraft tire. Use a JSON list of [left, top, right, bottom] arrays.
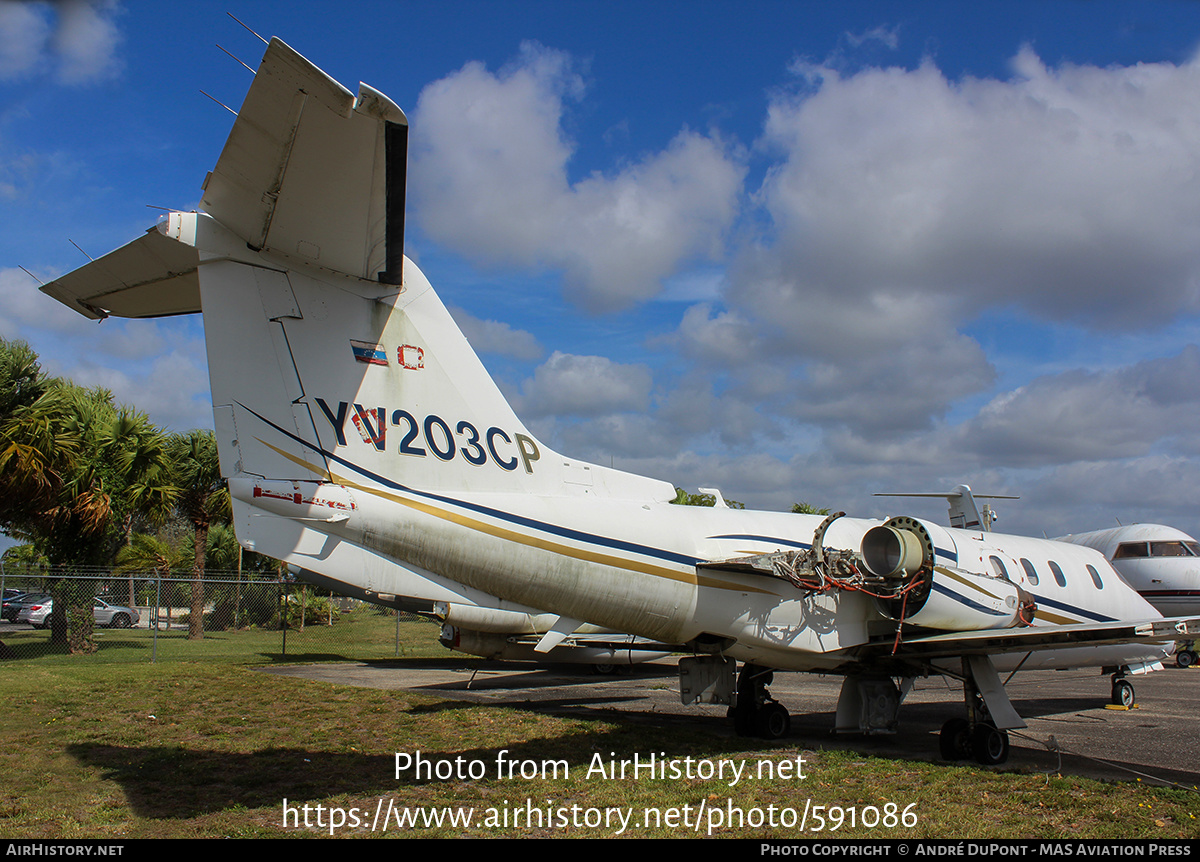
[[1176, 650, 1197, 669], [970, 723, 1009, 765], [729, 702, 754, 737], [1112, 679, 1135, 707], [938, 718, 971, 760], [755, 702, 790, 740]]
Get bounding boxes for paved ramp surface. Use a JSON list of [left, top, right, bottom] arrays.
[[262, 660, 1200, 788]]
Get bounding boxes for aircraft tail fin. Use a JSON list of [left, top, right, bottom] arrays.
[[201, 37, 408, 283], [875, 485, 1020, 532], [41, 37, 673, 506]]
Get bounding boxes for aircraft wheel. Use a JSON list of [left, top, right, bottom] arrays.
[[938, 718, 971, 760], [1112, 679, 1135, 707], [729, 702, 754, 737], [755, 702, 790, 740], [970, 723, 1009, 766], [1176, 650, 1197, 669]]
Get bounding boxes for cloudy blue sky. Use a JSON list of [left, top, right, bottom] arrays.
[[5, 0, 1200, 542]]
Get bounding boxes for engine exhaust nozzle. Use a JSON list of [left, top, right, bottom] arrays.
[[861, 525, 926, 578]]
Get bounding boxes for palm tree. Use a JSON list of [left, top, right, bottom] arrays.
[[115, 532, 188, 629], [101, 409, 177, 608], [169, 430, 228, 640], [0, 340, 182, 652], [103, 409, 177, 543], [0, 383, 117, 649]]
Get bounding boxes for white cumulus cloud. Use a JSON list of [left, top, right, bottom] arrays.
[[0, 1, 122, 84], [411, 41, 746, 312]]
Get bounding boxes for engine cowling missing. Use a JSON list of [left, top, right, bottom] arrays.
[[863, 517, 1028, 631], [861, 516, 936, 620], [701, 513, 1030, 632]]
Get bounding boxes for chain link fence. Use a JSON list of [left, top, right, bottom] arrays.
[[0, 563, 438, 663]]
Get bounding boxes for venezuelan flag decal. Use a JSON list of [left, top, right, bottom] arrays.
[[350, 339, 388, 366]]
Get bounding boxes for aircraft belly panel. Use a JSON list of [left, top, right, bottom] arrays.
[[692, 584, 870, 655], [296, 485, 701, 643]]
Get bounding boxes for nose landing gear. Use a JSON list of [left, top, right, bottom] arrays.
[[1110, 673, 1136, 707]]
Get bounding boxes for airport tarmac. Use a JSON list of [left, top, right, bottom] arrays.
[[263, 658, 1200, 788]]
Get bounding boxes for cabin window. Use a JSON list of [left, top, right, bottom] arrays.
[[988, 556, 1010, 579], [1150, 541, 1194, 557], [1048, 560, 1067, 587], [1113, 542, 1149, 559], [1086, 564, 1103, 589], [1019, 558, 1039, 585]]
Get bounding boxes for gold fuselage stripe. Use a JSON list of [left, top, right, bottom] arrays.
[[255, 438, 780, 595]]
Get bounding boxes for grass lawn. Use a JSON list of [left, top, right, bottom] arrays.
[[0, 607, 442, 665], [0, 612, 1197, 838]]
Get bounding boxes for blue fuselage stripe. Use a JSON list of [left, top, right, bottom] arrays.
[[244, 404, 703, 568], [1027, 592, 1115, 623], [931, 581, 1007, 616]]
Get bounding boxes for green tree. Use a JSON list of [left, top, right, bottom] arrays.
[[102, 408, 177, 550], [0, 339, 178, 650], [0, 382, 113, 648], [669, 487, 746, 509], [169, 430, 229, 640], [791, 502, 831, 515], [115, 531, 188, 629], [0, 339, 47, 419]]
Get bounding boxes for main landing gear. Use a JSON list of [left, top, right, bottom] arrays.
[[939, 707, 1010, 766], [938, 656, 1023, 766], [729, 663, 791, 739]]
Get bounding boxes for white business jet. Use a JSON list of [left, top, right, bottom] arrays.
[[40, 38, 1197, 765], [1057, 524, 1200, 667]]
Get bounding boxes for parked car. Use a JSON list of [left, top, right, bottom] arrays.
[[1, 592, 26, 620], [19, 597, 139, 629], [92, 598, 139, 628], [4, 593, 49, 622], [16, 599, 51, 627]]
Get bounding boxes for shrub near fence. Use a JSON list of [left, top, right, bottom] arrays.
[[0, 565, 438, 664]]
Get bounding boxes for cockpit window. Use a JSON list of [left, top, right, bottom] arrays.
[[1150, 541, 1195, 557], [1019, 558, 1039, 586], [1113, 542, 1149, 559], [989, 556, 1010, 579], [1086, 564, 1103, 589], [1048, 560, 1067, 587]]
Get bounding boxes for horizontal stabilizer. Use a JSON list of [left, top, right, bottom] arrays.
[[39, 226, 200, 319]]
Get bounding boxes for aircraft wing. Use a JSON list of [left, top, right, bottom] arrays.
[[872, 615, 1200, 661]]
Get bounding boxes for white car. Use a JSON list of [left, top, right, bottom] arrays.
[[19, 598, 139, 629]]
